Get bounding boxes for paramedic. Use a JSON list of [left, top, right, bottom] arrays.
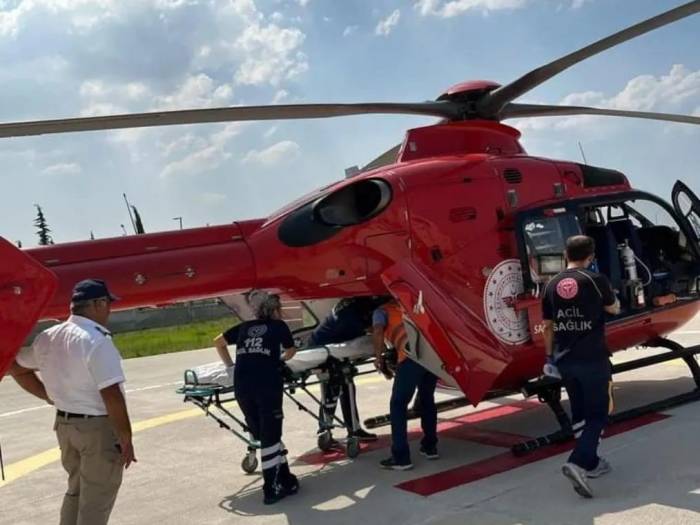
[[373, 300, 438, 470], [213, 292, 299, 505], [542, 235, 620, 498], [308, 297, 383, 443], [9, 279, 135, 525]]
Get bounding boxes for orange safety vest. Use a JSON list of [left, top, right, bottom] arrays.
[[383, 303, 409, 363]]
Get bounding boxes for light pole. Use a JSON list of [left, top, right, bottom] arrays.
[[173, 217, 183, 230]]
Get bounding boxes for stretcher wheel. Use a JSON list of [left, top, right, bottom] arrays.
[[241, 453, 258, 474], [346, 437, 360, 459], [317, 431, 334, 452]]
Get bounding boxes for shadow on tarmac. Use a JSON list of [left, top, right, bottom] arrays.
[[218, 375, 700, 525]]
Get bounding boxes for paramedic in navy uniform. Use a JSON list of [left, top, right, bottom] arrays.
[[542, 235, 620, 499], [214, 292, 299, 505]]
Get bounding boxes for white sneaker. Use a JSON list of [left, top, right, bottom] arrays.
[[586, 458, 612, 478], [562, 462, 593, 498]]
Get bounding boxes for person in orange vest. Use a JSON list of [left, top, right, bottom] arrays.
[[372, 300, 438, 470]]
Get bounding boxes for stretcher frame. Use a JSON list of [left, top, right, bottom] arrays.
[[177, 354, 376, 473]]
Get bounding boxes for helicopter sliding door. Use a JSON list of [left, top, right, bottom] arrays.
[[381, 259, 512, 405], [672, 180, 700, 250]]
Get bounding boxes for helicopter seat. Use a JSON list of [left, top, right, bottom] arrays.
[[585, 224, 622, 292]]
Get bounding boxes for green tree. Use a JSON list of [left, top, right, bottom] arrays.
[[34, 204, 54, 246]]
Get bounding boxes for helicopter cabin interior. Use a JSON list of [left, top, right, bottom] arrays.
[[517, 179, 700, 320]]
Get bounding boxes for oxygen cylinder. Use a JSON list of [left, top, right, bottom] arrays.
[[619, 240, 645, 308], [620, 240, 638, 282]]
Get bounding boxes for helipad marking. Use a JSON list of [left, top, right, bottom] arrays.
[[396, 412, 670, 496], [0, 374, 383, 488]]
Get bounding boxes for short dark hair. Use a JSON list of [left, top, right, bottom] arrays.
[[566, 235, 596, 262]]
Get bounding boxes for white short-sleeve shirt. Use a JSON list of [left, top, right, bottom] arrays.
[[16, 315, 125, 416]]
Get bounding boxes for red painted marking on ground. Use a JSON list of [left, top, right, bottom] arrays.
[[297, 401, 540, 465], [396, 412, 669, 496]]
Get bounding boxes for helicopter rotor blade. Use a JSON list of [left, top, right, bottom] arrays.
[[501, 103, 700, 125], [479, 0, 700, 117], [0, 102, 462, 139]]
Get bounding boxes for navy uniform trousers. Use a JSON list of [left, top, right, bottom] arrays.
[[390, 359, 438, 464], [235, 384, 295, 496], [557, 358, 612, 471]]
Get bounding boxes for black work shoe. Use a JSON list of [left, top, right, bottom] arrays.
[[282, 474, 299, 496], [351, 429, 378, 442], [263, 483, 287, 505], [419, 446, 440, 460], [380, 457, 413, 471]]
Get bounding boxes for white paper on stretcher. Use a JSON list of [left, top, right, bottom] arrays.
[[285, 335, 374, 374], [187, 362, 234, 387]]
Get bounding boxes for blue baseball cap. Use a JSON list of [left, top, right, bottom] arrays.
[[71, 279, 120, 302]]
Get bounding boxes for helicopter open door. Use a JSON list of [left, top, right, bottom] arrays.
[[381, 259, 512, 405], [672, 180, 700, 249]]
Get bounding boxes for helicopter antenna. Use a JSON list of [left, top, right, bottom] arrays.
[[122, 193, 137, 234], [577, 141, 588, 165]]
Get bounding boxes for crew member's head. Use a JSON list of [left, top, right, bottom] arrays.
[[70, 279, 119, 326], [565, 235, 596, 266], [250, 291, 283, 320]]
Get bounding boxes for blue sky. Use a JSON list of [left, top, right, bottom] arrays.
[[1, 0, 699, 246]]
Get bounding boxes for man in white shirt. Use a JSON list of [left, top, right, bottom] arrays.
[[9, 279, 136, 525]]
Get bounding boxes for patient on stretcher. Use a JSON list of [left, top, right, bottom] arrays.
[[186, 334, 375, 389]]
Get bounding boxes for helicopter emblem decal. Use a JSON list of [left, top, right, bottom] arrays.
[[483, 259, 530, 345]]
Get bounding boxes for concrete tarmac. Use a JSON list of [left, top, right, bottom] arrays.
[[2, 317, 700, 524]]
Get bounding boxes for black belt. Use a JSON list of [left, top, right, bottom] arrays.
[[56, 410, 106, 419]]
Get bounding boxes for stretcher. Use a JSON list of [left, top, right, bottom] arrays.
[[176, 336, 376, 473]]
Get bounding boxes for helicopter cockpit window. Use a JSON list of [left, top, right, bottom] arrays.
[[522, 213, 580, 283]]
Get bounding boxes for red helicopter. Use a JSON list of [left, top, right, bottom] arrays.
[[2, 1, 700, 431]]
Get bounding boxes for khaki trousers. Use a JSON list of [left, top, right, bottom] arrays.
[[54, 415, 123, 525]]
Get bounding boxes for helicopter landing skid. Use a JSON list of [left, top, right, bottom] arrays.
[[512, 338, 700, 456]]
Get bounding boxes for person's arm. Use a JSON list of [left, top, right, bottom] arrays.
[[541, 289, 555, 358], [214, 334, 234, 367], [372, 324, 385, 361], [9, 361, 52, 403], [542, 320, 554, 358], [280, 322, 297, 361], [100, 384, 136, 469], [596, 274, 621, 315], [282, 347, 298, 361]]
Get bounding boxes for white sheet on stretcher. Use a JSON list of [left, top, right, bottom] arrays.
[[185, 335, 374, 388], [285, 335, 374, 374]]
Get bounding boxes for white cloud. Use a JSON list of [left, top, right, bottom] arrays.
[[160, 122, 248, 178], [297, 0, 311, 6], [272, 89, 289, 104], [241, 140, 300, 166], [42, 162, 82, 176], [233, 22, 308, 86], [513, 65, 700, 131], [264, 126, 278, 138], [415, 0, 526, 17], [343, 25, 358, 37], [153, 74, 234, 110], [375, 9, 400, 36], [571, 0, 591, 8]]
